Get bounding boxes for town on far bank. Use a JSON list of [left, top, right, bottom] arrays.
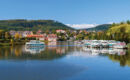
[[0, 28, 130, 49], [0, 19, 129, 48], [0, 29, 83, 46]]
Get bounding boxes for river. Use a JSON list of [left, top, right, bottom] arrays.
[[0, 41, 130, 80]]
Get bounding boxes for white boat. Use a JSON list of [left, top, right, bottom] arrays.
[[91, 40, 101, 47], [100, 40, 109, 47], [111, 41, 126, 49], [25, 47, 45, 54], [74, 41, 83, 46], [26, 40, 45, 48], [108, 40, 117, 48]]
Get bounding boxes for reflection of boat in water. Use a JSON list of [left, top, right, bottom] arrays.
[[26, 40, 45, 48], [74, 41, 84, 46], [25, 40, 45, 54], [82, 46, 126, 55], [25, 46, 45, 54], [47, 41, 57, 46], [109, 48, 126, 55], [83, 40, 127, 49]]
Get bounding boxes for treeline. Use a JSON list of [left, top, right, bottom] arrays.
[[86, 24, 111, 31], [0, 19, 73, 31], [106, 21, 130, 43], [76, 21, 130, 43]]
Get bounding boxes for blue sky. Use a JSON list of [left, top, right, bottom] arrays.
[[0, 0, 130, 25]]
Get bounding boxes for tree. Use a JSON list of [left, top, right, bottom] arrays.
[[84, 36, 89, 40], [127, 20, 130, 24], [0, 30, 4, 39], [15, 33, 21, 40], [5, 32, 10, 39], [120, 21, 125, 24], [76, 34, 84, 40]]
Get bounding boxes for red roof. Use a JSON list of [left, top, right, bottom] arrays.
[[27, 35, 45, 38]]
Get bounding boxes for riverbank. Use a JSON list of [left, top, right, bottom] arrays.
[[0, 40, 130, 49], [127, 43, 130, 49], [0, 40, 26, 46]]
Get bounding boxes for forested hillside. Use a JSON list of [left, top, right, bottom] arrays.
[[0, 19, 73, 31], [86, 24, 111, 31], [106, 22, 130, 43]]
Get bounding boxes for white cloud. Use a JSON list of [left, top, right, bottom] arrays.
[[107, 22, 114, 24], [66, 24, 98, 29]]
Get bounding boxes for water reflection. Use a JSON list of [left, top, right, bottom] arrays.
[[82, 46, 130, 67], [0, 42, 75, 60], [25, 46, 45, 54], [82, 47, 126, 55], [0, 42, 129, 67]]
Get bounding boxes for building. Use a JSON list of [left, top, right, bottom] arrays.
[[47, 34, 57, 42], [26, 33, 47, 41], [37, 30, 42, 34], [9, 30, 33, 37], [27, 34, 44, 38], [23, 31, 33, 37], [9, 30, 16, 37], [56, 29, 66, 33], [39, 34, 47, 41]]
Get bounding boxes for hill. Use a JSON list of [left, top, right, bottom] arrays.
[[0, 19, 73, 31], [106, 23, 130, 43], [86, 24, 111, 31]]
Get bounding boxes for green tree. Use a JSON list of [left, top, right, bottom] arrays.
[[76, 34, 84, 40], [5, 32, 10, 39], [127, 20, 130, 24], [15, 33, 21, 40]]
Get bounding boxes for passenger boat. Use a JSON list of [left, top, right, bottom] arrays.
[[113, 42, 126, 49], [100, 40, 109, 48], [25, 40, 45, 48], [84, 40, 91, 47], [108, 40, 117, 48], [90, 40, 101, 48], [84, 40, 127, 48], [74, 41, 84, 46]]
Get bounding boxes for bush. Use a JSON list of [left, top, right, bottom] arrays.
[[127, 43, 130, 49]]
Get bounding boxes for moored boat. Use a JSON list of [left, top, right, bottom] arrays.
[[26, 40, 45, 48], [113, 42, 126, 49]]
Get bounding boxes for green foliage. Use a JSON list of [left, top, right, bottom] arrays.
[[86, 24, 111, 31], [57, 33, 67, 41], [127, 20, 130, 24], [5, 32, 11, 39], [107, 22, 130, 43], [0, 19, 73, 31], [127, 43, 130, 49], [76, 33, 84, 40]]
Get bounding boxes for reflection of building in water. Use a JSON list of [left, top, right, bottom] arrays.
[[56, 47, 66, 54], [47, 42, 57, 46], [46, 46, 67, 55], [67, 51, 97, 58], [82, 47, 126, 56], [25, 46, 45, 54]]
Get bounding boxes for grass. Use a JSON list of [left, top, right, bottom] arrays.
[[0, 43, 11, 46], [127, 43, 130, 49]]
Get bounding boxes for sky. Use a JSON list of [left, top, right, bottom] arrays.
[[0, 0, 130, 29]]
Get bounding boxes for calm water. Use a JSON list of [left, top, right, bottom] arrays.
[[0, 42, 130, 80]]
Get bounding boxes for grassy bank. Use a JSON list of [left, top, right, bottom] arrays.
[[0, 43, 11, 46], [0, 40, 27, 46], [127, 43, 130, 49]]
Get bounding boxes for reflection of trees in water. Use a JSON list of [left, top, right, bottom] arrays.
[[0, 45, 75, 60], [1, 44, 129, 67], [108, 50, 130, 67]]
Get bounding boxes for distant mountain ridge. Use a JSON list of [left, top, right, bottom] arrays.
[[85, 24, 112, 31], [0, 19, 73, 31]]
